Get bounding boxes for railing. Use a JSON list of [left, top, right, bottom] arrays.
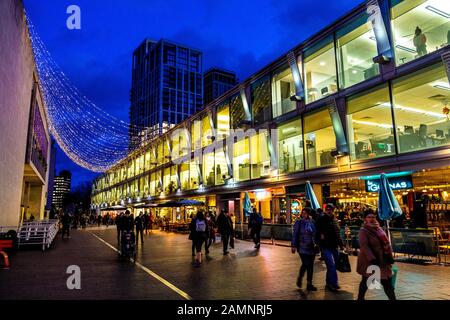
[[17, 220, 59, 251]]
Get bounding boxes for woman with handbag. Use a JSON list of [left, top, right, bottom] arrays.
[[357, 209, 396, 300], [291, 207, 318, 291]]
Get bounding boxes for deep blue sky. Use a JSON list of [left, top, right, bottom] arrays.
[[24, 0, 362, 188]]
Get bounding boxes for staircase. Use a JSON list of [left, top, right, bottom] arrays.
[[17, 220, 59, 251]]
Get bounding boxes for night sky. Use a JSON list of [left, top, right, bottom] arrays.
[[23, 0, 362, 189]]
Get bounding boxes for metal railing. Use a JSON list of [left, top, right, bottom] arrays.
[[17, 220, 59, 251]]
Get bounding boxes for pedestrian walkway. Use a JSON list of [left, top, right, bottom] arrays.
[[1, 228, 449, 300]]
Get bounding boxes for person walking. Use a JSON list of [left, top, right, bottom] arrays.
[[413, 26, 427, 57], [316, 204, 344, 292], [205, 212, 216, 254], [192, 210, 209, 267], [143, 212, 150, 235], [357, 209, 396, 300], [97, 214, 102, 227], [249, 208, 263, 249], [291, 207, 318, 291], [135, 212, 145, 246], [189, 214, 196, 257], [217, 209, 233, 255], [61, 212, 71, 239]]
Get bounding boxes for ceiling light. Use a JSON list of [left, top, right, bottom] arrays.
[[319, 61, 326, 66], [395, 45, 416, 54], [352, 120, 392, 129], [425, 5, 450, 18], [432, 82, 450, 91]]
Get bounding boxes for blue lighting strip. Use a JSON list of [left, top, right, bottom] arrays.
[[359, 171, 414, 180]]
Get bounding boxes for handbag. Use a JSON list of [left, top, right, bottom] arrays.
[[336, 251, 352, 273]]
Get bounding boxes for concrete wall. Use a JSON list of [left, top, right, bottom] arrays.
[[0, 0, 41, 226]]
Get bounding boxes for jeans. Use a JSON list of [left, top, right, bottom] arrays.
[[358, 276, 396, 300], [62, 226, 70, 238], [222, 233, 230, 253], [322, 248, 339, 287], [250, 227, 261, 246], [299, 253, 316, 284]]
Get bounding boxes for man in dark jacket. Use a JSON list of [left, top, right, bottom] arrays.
[[217, 209, 233, 255], [135, 212, 144, 245], [249, 208, 263, 249], [316, 204, 344, 292]]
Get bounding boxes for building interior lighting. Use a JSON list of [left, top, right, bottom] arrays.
[[425, 5, 450, 19], [352, 119, 393, 129], [432, 82, 450, 91], [395, 45, 416, 54]]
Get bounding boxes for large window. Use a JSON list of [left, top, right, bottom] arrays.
[[217, 102, 230, 139], [337, 13, 379, 89], [215, 147, 228, 185], [277, 119, 304, 173], [251, 76, 272, 125], [250, 131, 271, 179], [203, 152, 215, 187], [304, 35, 338, 104], [233, 137, 250, 182], [272, 66, 297, 118], [202, 113, 213, 147], [189, 159, 200, 189], [391, 0, 450, 66], [393, 63, 450, 153], [347, 85, 395, 160], [304, 108, 337, 169], [191, 118, 202, 151], [180, 163, 190, 190], [230, 93, 248, 128]]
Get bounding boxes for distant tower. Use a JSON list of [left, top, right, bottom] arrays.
[[203, 67, 237, 105], [45, 139, 57, 212], [52, 170, 71, 210], [129, 39, 203, 150]]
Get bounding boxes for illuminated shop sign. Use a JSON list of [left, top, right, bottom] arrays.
[[364, 175, 413, 192]]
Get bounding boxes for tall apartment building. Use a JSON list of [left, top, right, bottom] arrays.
[[52, 170, 71, 210], [203, 67, 237, 105], [129, 39, 203, 149]]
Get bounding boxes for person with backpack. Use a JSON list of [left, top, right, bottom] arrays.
[[192, 210, 209, 267], [217, 209, 233, 255], [205, 211, 216, 254], [316, 204, 345, 292], [291, 207, 318, 291], [249, 207, 263, 249], [357, 209, 396, 300]]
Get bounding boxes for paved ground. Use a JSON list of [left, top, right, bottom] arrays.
[[1, 227, 449, 300]]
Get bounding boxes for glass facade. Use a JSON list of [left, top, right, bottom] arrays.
[[393, 63, 450, 153], [337, 13, 379, 89], [251, 76, 272, 125], [233, 137, 250, 182], [277, 119, 304, 173], [304, 108, 336, 169], [272, 66, 297, 118], [93, 2, 450, 209], [347, 85, 395, 160], [304, 35, 338, 104], [391, 0, 450, 66]]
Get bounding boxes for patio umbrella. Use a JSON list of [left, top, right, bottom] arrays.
[[243, 192, 252, 217], [305, 181, 320, 210], [378, 173, 403, 243]]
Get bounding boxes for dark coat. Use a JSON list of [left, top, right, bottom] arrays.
[[217, 213, 233, 235], [190, 218, 209, 241], [249, 212, 263, 230], [291, 217, 317, 255], [357, 226, 393, 279], [316, 214, 344, 249]]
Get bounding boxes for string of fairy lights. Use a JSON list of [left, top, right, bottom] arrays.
[[26, 14, 141, 172]]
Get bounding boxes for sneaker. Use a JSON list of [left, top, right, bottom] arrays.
[[255, 243, 261, 249], [223, 251, 229, 255], [307, 284, 318, 291], [335, 285, 341, 290], [205, 250, 210, 255]]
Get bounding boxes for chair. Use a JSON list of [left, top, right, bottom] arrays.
[[404, 125, 414, 134]]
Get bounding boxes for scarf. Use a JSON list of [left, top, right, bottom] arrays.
[[363, 221, 393, 257]]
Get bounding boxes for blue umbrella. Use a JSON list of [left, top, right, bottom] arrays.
[[378, 173, 403, 221], [305, 181, 320, 210], [243, 192, 252, 217]]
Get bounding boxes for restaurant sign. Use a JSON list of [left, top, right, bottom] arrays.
[[365, 175, 413, 192]]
